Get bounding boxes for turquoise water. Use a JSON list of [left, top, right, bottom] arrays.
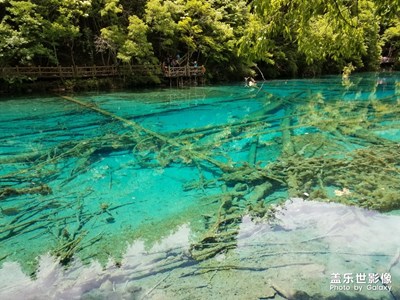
[[1, 73, 400, 299]]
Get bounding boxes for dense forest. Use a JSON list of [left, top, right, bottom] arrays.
[[0, 0, 399, 83]]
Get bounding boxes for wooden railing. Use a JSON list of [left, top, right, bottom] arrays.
[[0, 64, 205, 79], [1, 65, 118, 78], [162, 65, 206, 78]]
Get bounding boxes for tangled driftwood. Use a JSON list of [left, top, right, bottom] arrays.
[[1, 92, 399, 264]]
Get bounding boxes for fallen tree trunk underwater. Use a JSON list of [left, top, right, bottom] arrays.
[[1, 91, 400, 264]]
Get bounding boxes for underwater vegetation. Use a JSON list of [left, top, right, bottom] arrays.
[[0, 74, 400, 273]]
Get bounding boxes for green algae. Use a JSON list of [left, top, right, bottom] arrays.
[[1, 75, 400, 273]]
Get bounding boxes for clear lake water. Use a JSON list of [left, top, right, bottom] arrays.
[[0, 72, 400, 299]]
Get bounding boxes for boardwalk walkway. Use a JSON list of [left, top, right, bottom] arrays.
[[162, 65, 205, 78], [0, 65, 205, 79]]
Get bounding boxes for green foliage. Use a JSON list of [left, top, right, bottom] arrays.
[[0, 0, 398, 80], [145, 0, 177, 48], [143, 0, 182, 60], [238, 14, 279, 64], [100, 0, 122, 17], [382, 19, 400, 68], [383, 20, 400, 47], [96, 25, 125, 62], [241, 0, 389, 76], [144, 0, 252, 79], [0, 0, 92, 66], [0, 1, 50, 65], [118, 15, 155, 64], [174, 0, 234, 61]]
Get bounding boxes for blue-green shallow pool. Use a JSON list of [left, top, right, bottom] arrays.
[[0, 72, 399, 299]]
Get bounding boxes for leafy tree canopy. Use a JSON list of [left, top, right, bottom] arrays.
[[0, 0, 399, 79]]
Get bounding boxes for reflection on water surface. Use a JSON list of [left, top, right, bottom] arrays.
[[0, 73, 399, 299]]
